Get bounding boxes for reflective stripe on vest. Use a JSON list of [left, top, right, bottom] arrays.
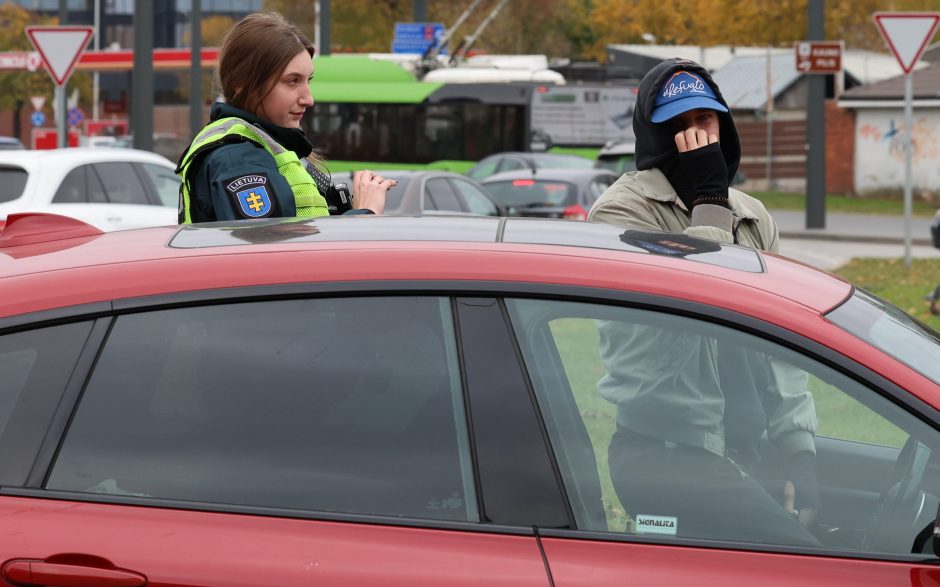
[[177, 117, 328, 223]]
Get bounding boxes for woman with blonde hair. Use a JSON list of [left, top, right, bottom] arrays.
[[177, 12, 392, 222]]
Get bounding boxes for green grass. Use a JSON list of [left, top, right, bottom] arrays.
[[753, 191, 938, 218]]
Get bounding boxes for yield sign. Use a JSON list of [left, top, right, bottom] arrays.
[[873, 12, 940, 75], [24, 26, 94, 86]]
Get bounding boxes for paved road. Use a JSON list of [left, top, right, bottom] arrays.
[[769, 209, 940, 271]]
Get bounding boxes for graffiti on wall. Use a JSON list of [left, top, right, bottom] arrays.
[[858, 117, 939, 163]]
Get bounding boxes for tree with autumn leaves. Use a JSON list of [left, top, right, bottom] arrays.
[[262, 0, 940, 61]]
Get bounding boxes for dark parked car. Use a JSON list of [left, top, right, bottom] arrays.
[[332, 169, 502, 216], [1, 213, 940, 585], [594, 140, 637, 175], [466, 151, 593, 181], [481, 168, 618, 219], [0, 136, 25, 150]]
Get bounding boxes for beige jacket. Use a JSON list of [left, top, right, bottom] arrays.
[[589, 168, 816, 460], [588, 168, 780, 253]]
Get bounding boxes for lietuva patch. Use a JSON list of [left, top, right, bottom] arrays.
[[226, 174, 274, 218]]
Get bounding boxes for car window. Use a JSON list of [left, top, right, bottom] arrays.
[[92, 162, 149, 205], [484, 180, 576, 211], [0, 166, 27, 203], [828, 288, 940, 386], [467, 157, 499, 180], [588, 175, 616, 202], [537, 155, 593, 169], [425, 178, 463, 211], [137, 163, 181, 207], [52, 166, 88, 204], [498, 158, 527, 173], [47, 297, 478, 522], [595, 155, 636, 175], [506, 298, 939, 558], [0, 321, 94, 486], [451, 179, 498, 216]]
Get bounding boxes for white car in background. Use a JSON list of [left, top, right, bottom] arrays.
[[0, 147, 179, 232]]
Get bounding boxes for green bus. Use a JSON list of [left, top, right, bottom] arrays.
[[303, 55, 636, 173]]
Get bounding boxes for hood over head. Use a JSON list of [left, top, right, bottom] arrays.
[[632, 58, 741, 190]]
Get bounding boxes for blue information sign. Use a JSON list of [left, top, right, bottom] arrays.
[[392, 22, 446, 54], [31, 111, 45, 126]]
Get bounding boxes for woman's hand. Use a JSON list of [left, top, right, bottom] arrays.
[[352, 170, 396, 215]]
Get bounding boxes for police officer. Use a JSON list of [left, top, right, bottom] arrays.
[[177, 12, 394, 223]]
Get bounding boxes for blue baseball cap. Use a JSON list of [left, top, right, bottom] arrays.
[[651, 70, 728, 123]]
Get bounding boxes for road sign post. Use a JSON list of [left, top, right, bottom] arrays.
[[873, 12, 940, 269], [25, 26, 93, 148]]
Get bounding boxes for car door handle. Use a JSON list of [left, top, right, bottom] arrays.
[[2, 559, 147, 587]]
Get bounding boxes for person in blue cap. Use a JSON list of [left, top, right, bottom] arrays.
[[589, 58, 821, 547], [590, 57, 777, 247]]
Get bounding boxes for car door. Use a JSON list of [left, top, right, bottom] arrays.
[[0, 293, 556, 587], [502, 296, 940, 586]]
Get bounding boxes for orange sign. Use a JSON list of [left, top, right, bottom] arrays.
[[795, 41, 843, 74]]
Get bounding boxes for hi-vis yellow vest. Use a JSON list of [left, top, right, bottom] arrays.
[[177, 117, 328, 223]]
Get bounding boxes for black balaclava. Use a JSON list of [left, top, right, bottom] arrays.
[[633, 58, 741, 207]]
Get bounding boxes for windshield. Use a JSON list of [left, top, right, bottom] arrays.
[[484, 179, 576, 210], [827, 288, 940, 385]]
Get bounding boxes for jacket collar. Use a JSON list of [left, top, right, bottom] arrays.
[[210, 102, 313, 158]]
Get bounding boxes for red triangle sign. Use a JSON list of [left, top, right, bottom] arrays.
[[873, 12, 940, 75], [25, 26, 94, 86]]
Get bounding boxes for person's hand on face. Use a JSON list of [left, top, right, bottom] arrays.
[[670, 108, 730, 210], [672, 108, 720, 153], [352, 170, 397, 215]]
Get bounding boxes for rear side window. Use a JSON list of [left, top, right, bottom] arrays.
[[426, 178, 463, 211], [0, 322, 94, 486], [47, 297, 478, 522], [54, 166, 109, 204], [0, 167, 27, 203], [92, 162, 149, 205], [137, 163, 181, 207]]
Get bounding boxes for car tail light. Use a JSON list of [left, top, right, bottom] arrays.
[[512, 179, 536, 186], [562, 204, 588, 221]]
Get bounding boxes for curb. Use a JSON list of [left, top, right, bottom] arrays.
[[779, 230, 934, 247]]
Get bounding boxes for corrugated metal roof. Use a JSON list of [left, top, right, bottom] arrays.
[[840, 60, 940, 101], [607, 44, 921, 85], [712, 53, 800, 110]]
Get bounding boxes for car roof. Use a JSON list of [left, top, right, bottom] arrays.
[[0, 147, 174, 167], [0, 214, 850, 322], [481, 168, 619, 183]]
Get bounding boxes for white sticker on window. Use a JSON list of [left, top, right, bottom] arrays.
[[635, 514, 678, 535]]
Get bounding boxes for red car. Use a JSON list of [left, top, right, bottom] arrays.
[[0, 212, 939, 586]]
